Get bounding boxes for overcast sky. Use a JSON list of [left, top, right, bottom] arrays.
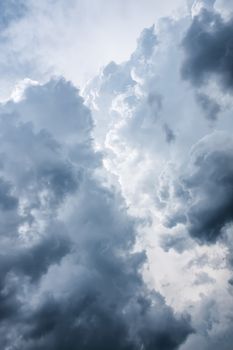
[[0, 1, 233, 350]]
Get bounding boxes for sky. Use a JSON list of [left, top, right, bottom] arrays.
[[0, 0, 187, 99], [0, 0, 233, 349]]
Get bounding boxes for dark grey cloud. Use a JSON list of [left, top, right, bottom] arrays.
[[182, 8, 233, 91], [18, 291, 191, 350], [185, 135, 233, 243], [0, 79, 192, 350], [0, 177, 18, 211], [166, 132, 233, 244], [163, 123, 176, 143], [195, 93, 221, 121]]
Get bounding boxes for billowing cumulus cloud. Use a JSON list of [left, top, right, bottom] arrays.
[[183, 132, 233, 242], [0, 79, 192, 350], [1, 1, 233, 350], [84, 3, 233, 348], [162, 131, 233, 244], [182, 7, 233, 91]]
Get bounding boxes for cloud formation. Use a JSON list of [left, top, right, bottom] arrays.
[[0, 79, 192, 350], [195, 93, 221, 121], [1, 1, 233, 350], [182, 7, 233, 91], [85, 4, 233, 348], [184, 132, 233, 242], [163, 132, 233, 244]]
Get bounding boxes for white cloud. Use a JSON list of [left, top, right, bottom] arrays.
[[84, 4, 233, 347], [0, 0, 187, 100]]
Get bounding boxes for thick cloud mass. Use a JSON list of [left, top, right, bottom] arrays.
[[85, 5, 233, 348], [182, 8, 233, 90], [184, 133, 233, 242], [195, 93, 220, 120], [0, 79, 192, 350], [163, 132, 233, 244], [2, 1, 233, 350]]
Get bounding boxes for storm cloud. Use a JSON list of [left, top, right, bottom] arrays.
[[164, 132, 233, 243], [185, 132, 233, 242], [182, 7, 233, 91], [1, 1, 233, 350], [0, 79, 192, 350]]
